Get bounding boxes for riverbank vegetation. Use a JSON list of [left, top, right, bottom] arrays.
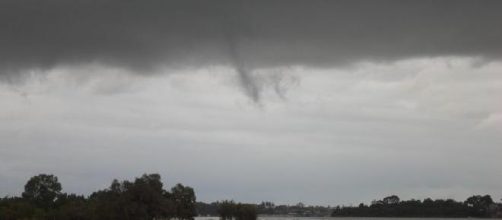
[[2, 174, 501, 219], [217, 200, 257, 220], [0, 173, 196, 220], [331, 195, 502, 218], [197, 201, 332, 217], [198, 195, 502, 218]]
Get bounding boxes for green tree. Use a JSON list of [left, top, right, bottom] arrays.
[[53, 193, 90, 220], [383, 195, 400, 205], [171, 183, 197, 220], [234, 203, 257, 220], [218, 200, 236, 220], [89, 173, 178, 220], [0, 197, 37, 220], [130, 174, 173, 219], [465, 195, 494, 217], [22, 174, 62, 209]]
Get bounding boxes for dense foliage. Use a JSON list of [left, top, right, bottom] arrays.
[[197, 201, 335, 217], [0, 173, 196, 220], [197, 195, 502, 218], [331, 195, 502, 218], [217, 200, 257, 220], [3, 175, 502, 219]]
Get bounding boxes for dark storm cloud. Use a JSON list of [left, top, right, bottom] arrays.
[[2, 0, 502, 204], [1, 0, 502, 83]]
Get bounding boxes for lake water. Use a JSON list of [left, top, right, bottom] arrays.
[[196, 217, 495, 220]]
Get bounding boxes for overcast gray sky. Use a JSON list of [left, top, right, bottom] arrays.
[[1, 0, 502, 205]]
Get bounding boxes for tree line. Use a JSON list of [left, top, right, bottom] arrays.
[[331, 195, 502, 218], [216, 200, 257, 220], [197, 201, 331, 217], [198, 195, 502, 218], [3, 174, 502, 219], [0, 173, 196, 220]]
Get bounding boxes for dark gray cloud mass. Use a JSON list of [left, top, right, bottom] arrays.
[[1, 0, 502, 74]]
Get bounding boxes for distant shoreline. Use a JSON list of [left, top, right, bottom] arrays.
[[197, 195, 502, 219]]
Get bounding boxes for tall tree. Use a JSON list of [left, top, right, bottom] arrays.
[[465, 195, 494, 217], [383, 195, 400, 205], [217, 200, 236, 220], [171, 183, 197, 220], [22, 174, 62, 209]]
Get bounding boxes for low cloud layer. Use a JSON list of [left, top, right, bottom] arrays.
[[1, 0, 502, 99]]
